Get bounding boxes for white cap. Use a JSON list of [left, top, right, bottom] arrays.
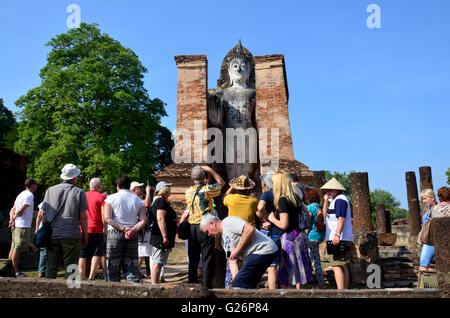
[[60, 164, 81, 180], [156, 181, 173, 192], [130, 181, 144, 191]]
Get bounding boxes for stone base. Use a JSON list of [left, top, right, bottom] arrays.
[[0, 278, 444, 298], [377, 233, 397, 246], [406, 235, 422, 259], [348, 231, 381, 286]]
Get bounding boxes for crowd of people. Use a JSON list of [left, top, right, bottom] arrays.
[[8, 163, 450, 290]]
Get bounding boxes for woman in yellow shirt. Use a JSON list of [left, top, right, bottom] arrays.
[[223, 175, 258, 226]]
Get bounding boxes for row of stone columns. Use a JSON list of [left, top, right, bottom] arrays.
[[343, 167, 435, 284], [351, 166, 433, 237]]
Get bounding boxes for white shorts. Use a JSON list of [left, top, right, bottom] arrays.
[[138, 231, 153, 257]]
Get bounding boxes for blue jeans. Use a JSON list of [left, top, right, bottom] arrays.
[[232, 252, 277, 289], [38, 248, 47, 273], [268, 234, 281, 266], [420, 244, 435, 267]]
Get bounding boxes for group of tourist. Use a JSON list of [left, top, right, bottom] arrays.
[[8, 163, 449, 290]]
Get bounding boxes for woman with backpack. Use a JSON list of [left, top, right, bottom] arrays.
[[305, 188, 326, 289], [267, 171, 313, 289]]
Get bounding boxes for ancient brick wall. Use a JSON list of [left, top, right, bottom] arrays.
[[174, 55, 208, 164], [254, 55, 294, 164]]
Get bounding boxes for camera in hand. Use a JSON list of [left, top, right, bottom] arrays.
[[326, 240, 347, 256]]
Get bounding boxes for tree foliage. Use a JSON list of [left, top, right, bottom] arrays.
[[14, 23, 173, 191], [447, 167, 450, 185], [0, 98, 16, 146], [369, 188, 406, 222]]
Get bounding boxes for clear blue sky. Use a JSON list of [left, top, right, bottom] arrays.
[[1, 0, 449, 208]]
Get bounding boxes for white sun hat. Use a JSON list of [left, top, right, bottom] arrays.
[[320, 177, 346, 191], [130, 181, 144, 191], [60, 164, 81, 180]]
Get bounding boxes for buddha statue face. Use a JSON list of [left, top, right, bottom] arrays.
[[228, 58, 250, 87]]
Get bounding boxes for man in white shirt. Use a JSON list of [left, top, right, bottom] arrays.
[[103, 175, 147, 282], [8, 178, 38, 277], [321, 177, 354, 290]]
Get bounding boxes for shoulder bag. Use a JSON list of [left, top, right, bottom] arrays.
[[178, 185, 203, 240], [312, 203, 326, 233], [33, 186, 73, 248], [419, 208, 433, 246]]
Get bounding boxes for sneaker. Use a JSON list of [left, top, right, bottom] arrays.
[[38, 272, 45, 278], [159, 276, 165, 283], [16, 272, 27, 278]]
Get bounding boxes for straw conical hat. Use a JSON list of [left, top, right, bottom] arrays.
[[320, 177, 346, 191]]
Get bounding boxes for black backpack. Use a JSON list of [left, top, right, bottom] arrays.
[[295, 194, 312, 231], [139, 207, 154, 239]]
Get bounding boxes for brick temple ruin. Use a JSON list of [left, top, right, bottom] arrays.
[[155, 46, 325, 213]]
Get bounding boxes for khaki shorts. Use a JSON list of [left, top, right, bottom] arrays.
[[11, 226, 31, 252], [325, 241, 351, 267], [151, 247, 171, 265]]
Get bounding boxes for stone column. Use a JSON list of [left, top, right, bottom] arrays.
[[376, 204, 397, 246], [313, 170, 326, 188], [419, 166, 433, 217], [349, 172, 380, 285], [174, 55, 208, 164], [405, 171, 422, 257], [431, 217, 450, 297], [419, 166, 433, 192], [350, 172, 373, 232], [376, 204, 387, 234], [254, 55, 294, 170], [406, 171, 422, 236], [385, 207, 392, 234]]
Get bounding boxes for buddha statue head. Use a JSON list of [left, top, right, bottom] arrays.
[[228, 41, 251, 87], [217, 40, 255, 90]]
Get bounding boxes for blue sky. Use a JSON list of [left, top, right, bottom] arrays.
[[1, 0, 449, 208]]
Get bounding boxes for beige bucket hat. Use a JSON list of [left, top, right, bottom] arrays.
[[320, 177, 346, 191], [229, 175, 255, 190]]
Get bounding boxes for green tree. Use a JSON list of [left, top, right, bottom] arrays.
[[369, 189, 403, 223], [14, 23, 172, 191], [0, 98, 16, 146], [392, 207, 408, 220], [447, 167, 450, 185]]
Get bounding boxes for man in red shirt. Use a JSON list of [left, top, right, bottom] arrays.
[[78, 177, 105, 280]]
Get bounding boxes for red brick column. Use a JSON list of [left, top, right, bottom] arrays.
[[174, 55, 208, 164], [349, 172, 380, 286], [350, 172, 373, 232], [405, 171, 422, 257], [254, 55, 294, 171], [419, 166, 433, 192]]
